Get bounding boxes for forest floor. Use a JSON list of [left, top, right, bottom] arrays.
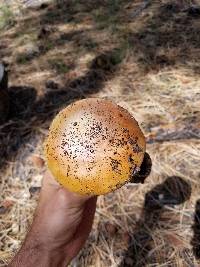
[[0, 0, 200, 266]]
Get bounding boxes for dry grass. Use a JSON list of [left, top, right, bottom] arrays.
[[0, 0, 200, 266]]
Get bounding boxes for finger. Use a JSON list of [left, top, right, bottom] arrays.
[[42, 170, 60, 188], [65, 196, 97, 259], [42, 170, 93, 206], [56, 187, 93, 208]]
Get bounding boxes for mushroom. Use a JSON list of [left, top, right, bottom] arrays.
[[44, 98, 146, 195]]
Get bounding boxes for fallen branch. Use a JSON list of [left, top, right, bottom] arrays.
[[146, 123, 200, 143]]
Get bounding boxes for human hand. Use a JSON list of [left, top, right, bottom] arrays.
[[9, 171, 97, 267]]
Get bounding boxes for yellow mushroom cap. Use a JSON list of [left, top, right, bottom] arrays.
[[44, 98, 146, 195]]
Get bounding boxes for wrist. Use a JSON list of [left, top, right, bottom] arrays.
[[9, 237, 69, 267]]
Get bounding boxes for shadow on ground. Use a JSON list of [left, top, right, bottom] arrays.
[[120, 176, 191, 267], [128, 2, 200, 73], [0, 48, 121, 170], [12, 1, 200, 72]]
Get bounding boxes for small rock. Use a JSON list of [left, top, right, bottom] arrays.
[[45, 80, 59, 89], [31, 155, 45, 168], [105, 223, 118, 235]]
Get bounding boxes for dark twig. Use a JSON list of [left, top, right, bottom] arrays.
[[147, 125, 200, 144]]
